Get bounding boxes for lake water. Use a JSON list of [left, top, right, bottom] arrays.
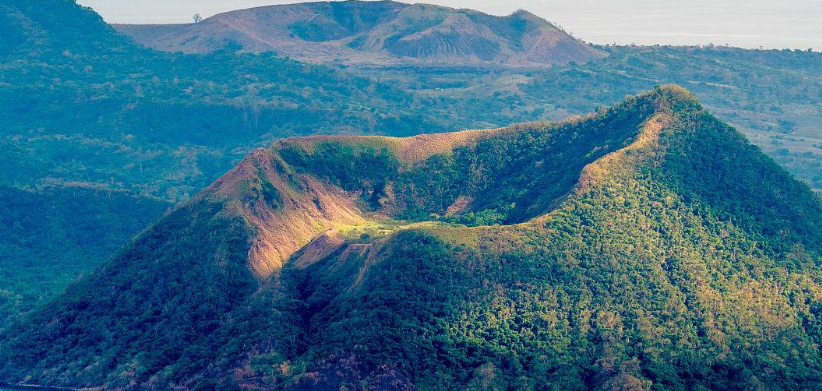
[[78, 0, 822, 51]]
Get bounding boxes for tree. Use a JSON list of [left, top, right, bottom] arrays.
[[193, 13, 202, 23]]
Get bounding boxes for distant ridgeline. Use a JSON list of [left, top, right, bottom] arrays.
[[3, 87, 822, 390], [2, 0, 821, 205], [115, 1, 606, 67]]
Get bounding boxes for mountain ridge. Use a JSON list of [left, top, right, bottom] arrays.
[[114, 0, 606, 67]]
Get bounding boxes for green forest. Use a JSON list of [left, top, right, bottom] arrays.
[[2, 1, 822, 390], [3, 88, 822, 390], [3, 0, 822, 345], [0, 186, 167, 328]]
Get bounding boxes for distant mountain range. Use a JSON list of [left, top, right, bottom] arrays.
[[115, 1, 606, 67], [3, 87, 822, 390]]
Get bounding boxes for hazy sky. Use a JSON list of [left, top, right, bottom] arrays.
[[77, 0, 822, 50]]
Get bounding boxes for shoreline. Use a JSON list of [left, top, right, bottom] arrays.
[[0, 383, 81, 391]]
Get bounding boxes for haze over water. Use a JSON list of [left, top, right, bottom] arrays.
[[78, 0, 822, 51]]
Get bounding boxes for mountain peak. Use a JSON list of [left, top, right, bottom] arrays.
[[510, 8, 544, 22], [653, 83, 700, 106], [605, 84, 703, 122]]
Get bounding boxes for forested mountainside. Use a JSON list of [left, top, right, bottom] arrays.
[[2, 0, 821, 347], [115, 1, 605, 67], [3, 87, 822, 391], [0, 186, 168, 328]]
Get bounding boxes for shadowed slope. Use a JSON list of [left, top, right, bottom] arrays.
[[2, 87, 822, 390]]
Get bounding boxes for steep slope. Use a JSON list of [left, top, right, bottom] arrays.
[[115, 1, 605, 67], [2, 87, 822, 390]]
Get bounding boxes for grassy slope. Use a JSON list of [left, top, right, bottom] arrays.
[[4, 2, 822, 334], [0, 88, 658, 389], [4, 1, 822, 332], [3, 88, 822, 390]]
